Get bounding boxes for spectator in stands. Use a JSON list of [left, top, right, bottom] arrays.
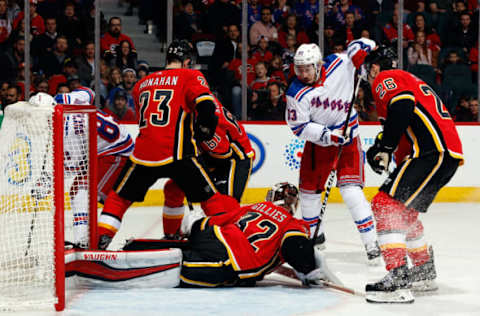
[[6, 0, 19, 22], [107, 68, 136, 111], [269, 54, 287, 87], [136, 60, 149, 79], [332, 39, 345, 54], [31, 17, 57, 59], [250, 61, 271, 92], [247, 0, 261, 27], [75, 41, 95, 87], [66, 74, 82, 92], [454, 96, 477, 121], [272, 0, 291, 26], [5, 83, 21, 106], [440, 50, 465, 78], [468, 43, 478, 79], [293, 0, 319, 30], [0, 0, 12, 51], [328, 0, 364, 28], [56, 1, 84, 52], [37, 35, 70, 77], [56, 82, 70, 94], [104, 89, 136, 121], [63, 59, 79, 82], [105, 39, 138, 73], [253, 81, 286, 120], [411, 13, 441, 50], [12, 0, 44, 36], [82, 4, 107, 42], [205, 0, 241, 37], [0, 81, 9, 108], [101, 17, 135, 59], [337, 11, 363, 45], [108, 66, 123, 91], [252, 35, 273, 63], [383, 7, 414, 48], [0, 36, 24, 82], [448, 11, 476, 54], [34, 77, 49, 93], [469, 98, 479, 121], [249, 6, 278, 45], [278, 14, 309, 49], [281, 34, 296, 77], [174, 1, 201, 41], [408, 31, 438, 68]]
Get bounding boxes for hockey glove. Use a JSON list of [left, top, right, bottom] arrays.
[[317, 126, 350, 147], [294, 248, 342, 287], [194, 115, 218, 141], [366, 132, 393, 174]]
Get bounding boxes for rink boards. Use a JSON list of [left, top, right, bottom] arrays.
[[122, 122, 480, 205]]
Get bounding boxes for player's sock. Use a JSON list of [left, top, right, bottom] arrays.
[[70, 187, 89, 247], [371, 191, 408, 270], [299, 191, 323, 239], [405, 213, 430, 266], [98, 191, 132, 241], [163, 180, 186, 236], [340, 185, 377, 245]]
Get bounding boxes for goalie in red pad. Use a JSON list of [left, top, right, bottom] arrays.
[[67, 183, 338, 288]]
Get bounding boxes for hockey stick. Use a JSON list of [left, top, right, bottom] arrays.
[[312, 72, 363, 241], [274, 265, 365, 297]]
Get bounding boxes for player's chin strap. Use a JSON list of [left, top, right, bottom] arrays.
[[65, 248, 182, 287], [311, 70, 364, 242]]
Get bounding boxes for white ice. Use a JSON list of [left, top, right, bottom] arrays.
[[6, 203, 480, 316]]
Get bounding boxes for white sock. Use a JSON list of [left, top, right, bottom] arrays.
[[339, 185, 377, 246], [71, 188, 89, 247], [299, 191, 323, 239]]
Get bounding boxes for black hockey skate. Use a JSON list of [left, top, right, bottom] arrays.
[[365, 264, 414, 303], [409, 246, 438, 292], [98, 234, 113, 250], [365, 241, 382, 266], [313, 232, 326, 251]]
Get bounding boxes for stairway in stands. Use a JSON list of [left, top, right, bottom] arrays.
[[100, 0, 165, 67]]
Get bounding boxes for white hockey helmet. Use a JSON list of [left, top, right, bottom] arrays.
[[29, 92, 57, 108], [294, 43, 323, 81]]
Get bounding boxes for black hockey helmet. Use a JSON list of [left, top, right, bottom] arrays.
[[266, 182, 299, 214], [166, 39, 195, 65], [365, 45, 398, 71]]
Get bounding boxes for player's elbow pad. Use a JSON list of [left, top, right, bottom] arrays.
[[195, 98, 218, 141], [281, 235, 315, 274]]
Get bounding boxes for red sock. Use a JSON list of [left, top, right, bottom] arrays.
[[406, 217, 430, 266], [98, 191, 132, 238], [201, 193, 240, 216], [372, 191, 408, 270], [162, 180, 185, 235]]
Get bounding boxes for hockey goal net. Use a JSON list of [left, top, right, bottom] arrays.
[[0, 102, 97, 311]]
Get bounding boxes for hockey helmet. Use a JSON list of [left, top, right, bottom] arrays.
[[29, 92, 57, 108], [365, 45, 398, 72], [166, 39, 196, 66], [294, 43, 323, 82], [266, 182, 299, 214]]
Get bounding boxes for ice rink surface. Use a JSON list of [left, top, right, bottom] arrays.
[[7, 202, 480, 316]]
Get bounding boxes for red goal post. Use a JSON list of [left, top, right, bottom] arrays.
[[0, 103, 98, 311]]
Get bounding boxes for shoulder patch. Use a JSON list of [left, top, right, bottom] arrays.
[[286, 78, 307, 98]]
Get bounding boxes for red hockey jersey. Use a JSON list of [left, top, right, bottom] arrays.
[[130, 68, 214, 165], [207, 201, 309, 280], [200, 97, 254, 160], [372, 69, 463, 163]]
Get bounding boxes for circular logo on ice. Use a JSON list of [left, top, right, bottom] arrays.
[[247, 133, 265, 174], [284, 138, 305, 170]]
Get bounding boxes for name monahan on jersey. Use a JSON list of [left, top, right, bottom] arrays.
[[286, 38, 376, 145]]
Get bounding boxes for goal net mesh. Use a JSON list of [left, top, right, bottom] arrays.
[[0, 102, 94, 311]]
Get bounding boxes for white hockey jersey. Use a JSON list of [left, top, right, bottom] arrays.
[[286, 38, 376, 145], [55, 88, 134, 162]]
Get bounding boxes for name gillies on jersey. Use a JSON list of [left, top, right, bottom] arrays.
[[250, 203, 288, 222]]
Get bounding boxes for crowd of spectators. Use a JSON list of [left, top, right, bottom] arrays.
[[0, 0, 479, 124]]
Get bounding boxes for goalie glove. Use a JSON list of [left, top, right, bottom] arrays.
[[366, 132, 393, 175], [316, 125, 351, 147], [294, 248, 342, 287]]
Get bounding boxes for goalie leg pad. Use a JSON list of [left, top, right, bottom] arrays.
[[66, 248, 182, 287]]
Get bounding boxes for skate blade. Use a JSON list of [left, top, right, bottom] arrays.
[[365, 289, 415, 303], [412, 280, 438, 292]]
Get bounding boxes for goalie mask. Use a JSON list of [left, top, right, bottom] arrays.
[[266, 182, 299, 214]]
